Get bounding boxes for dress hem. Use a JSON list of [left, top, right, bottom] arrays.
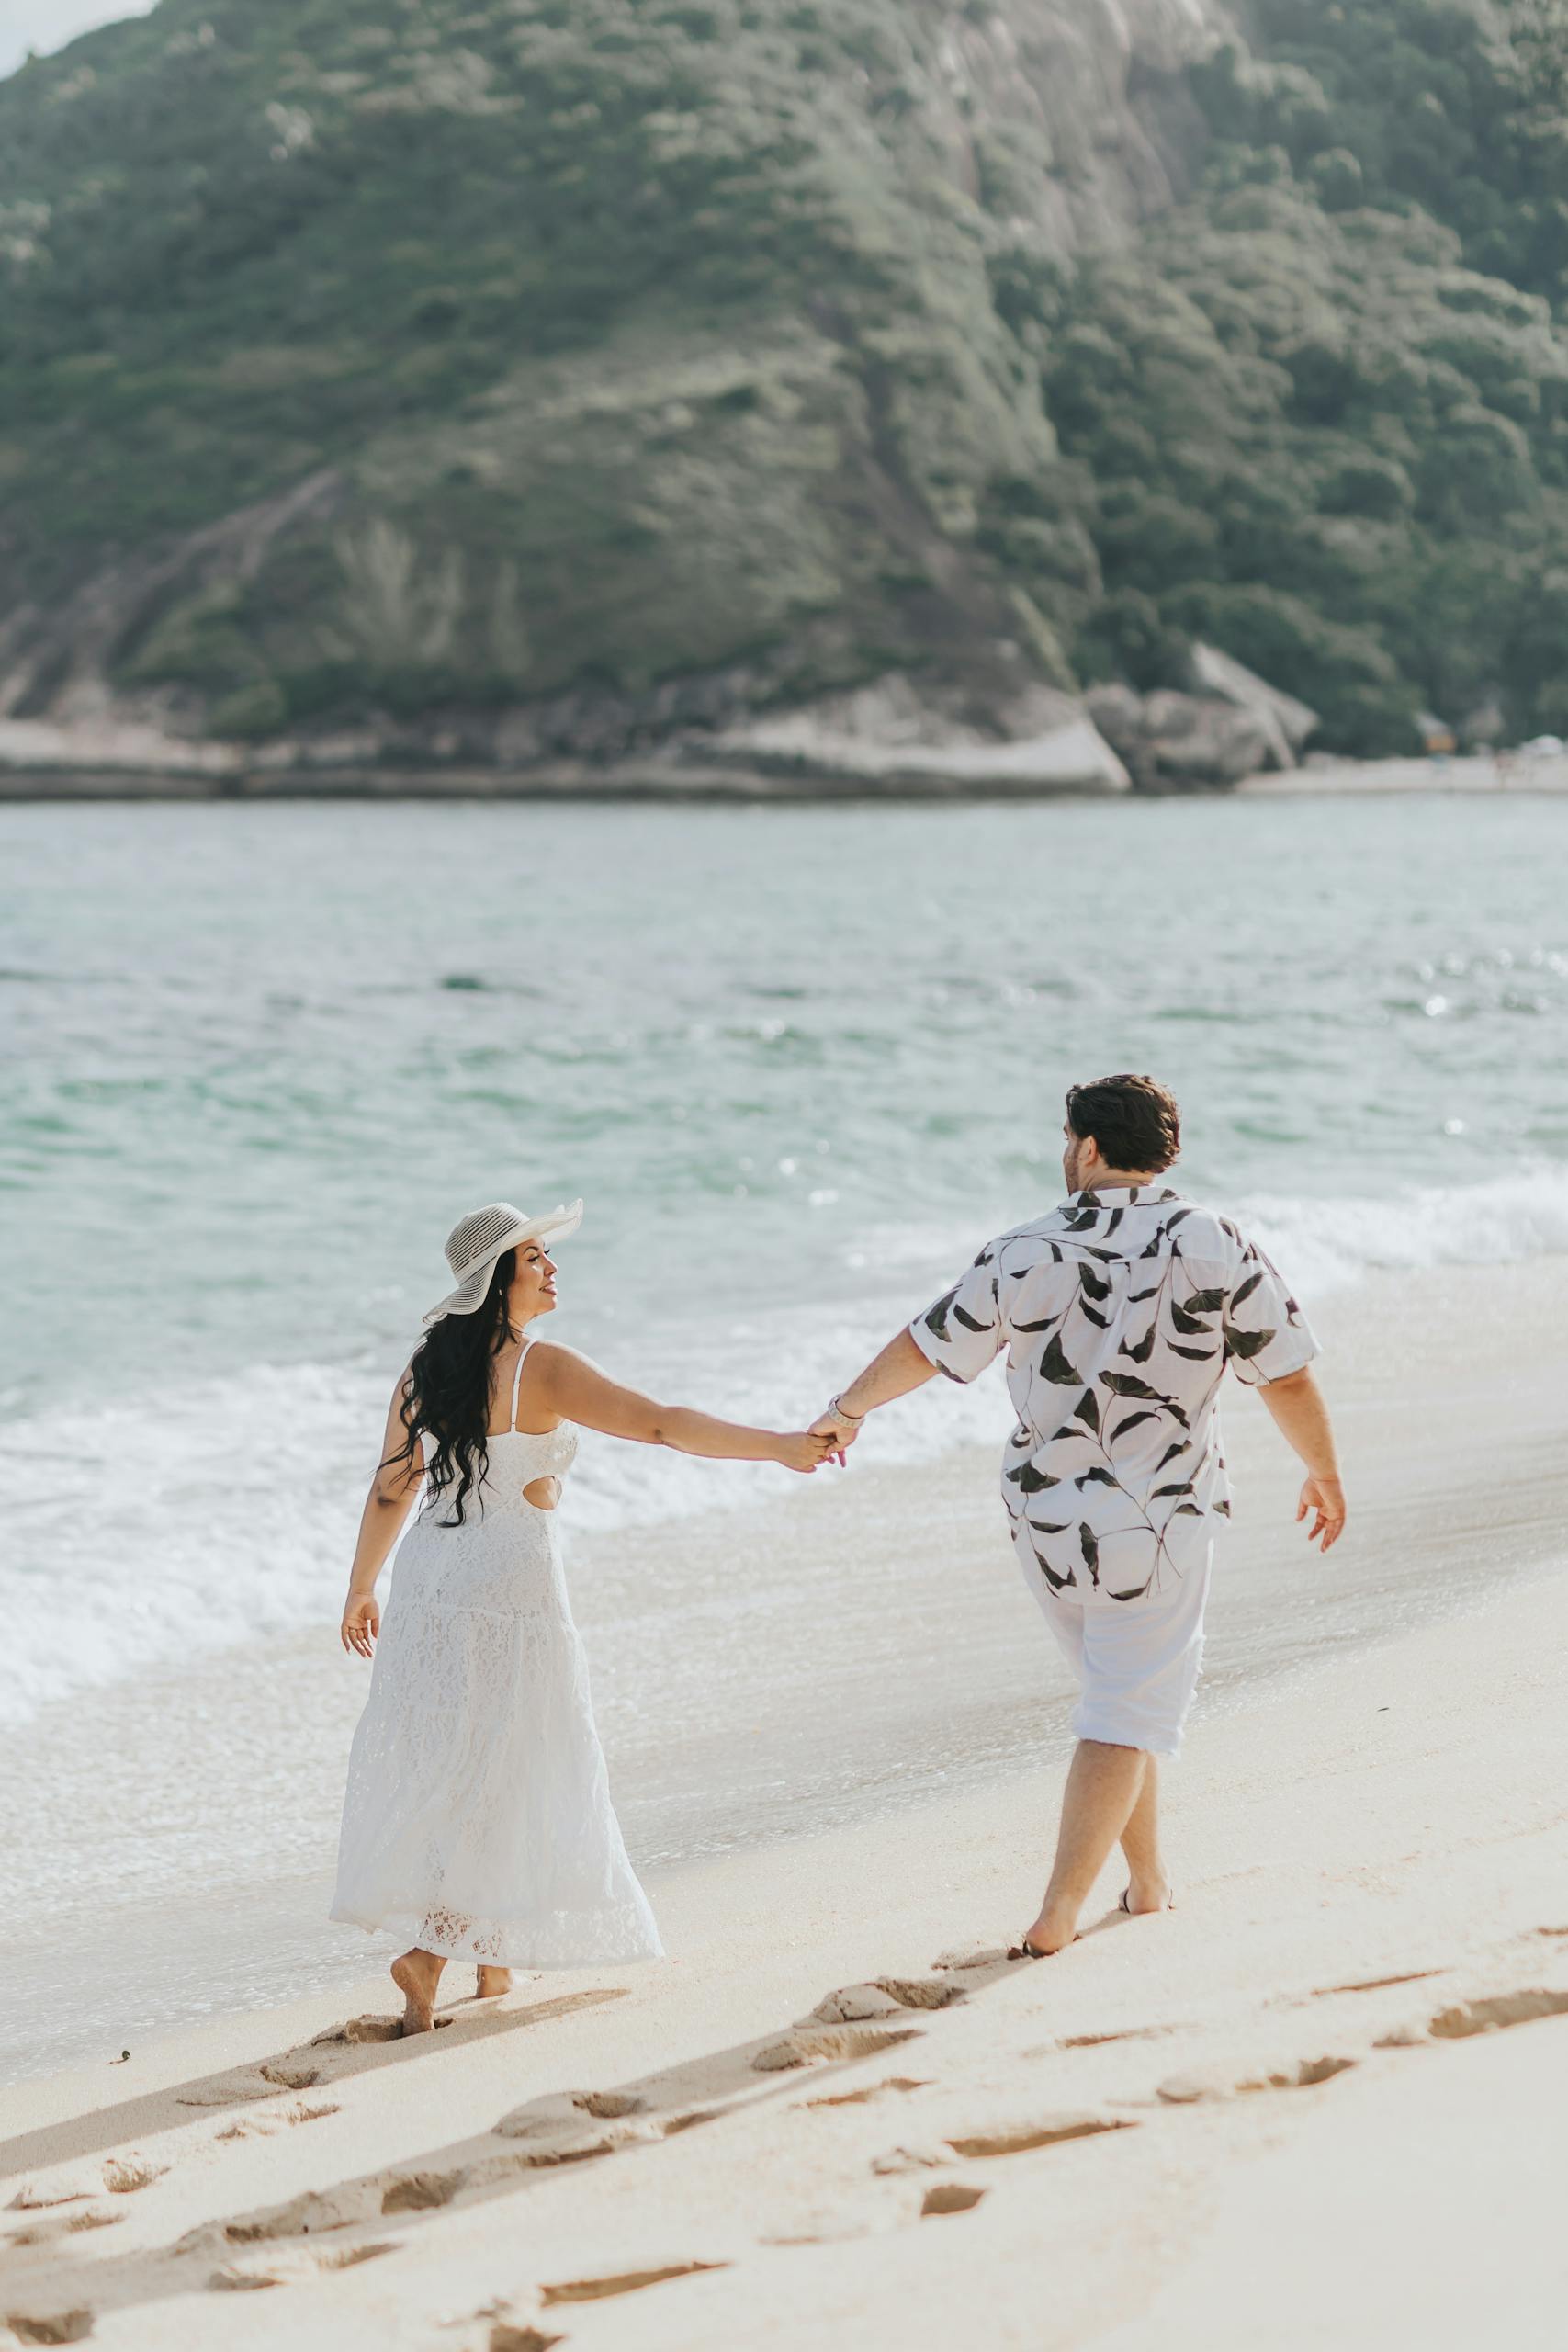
[[329, 1904, 665, 1970]]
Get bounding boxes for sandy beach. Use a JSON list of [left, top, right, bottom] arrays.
[[5, 1566, 1566, 2350], [6, 1252, 1567, 2347]]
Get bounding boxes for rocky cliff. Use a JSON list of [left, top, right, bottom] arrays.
[[1, 0, 1564, 778]]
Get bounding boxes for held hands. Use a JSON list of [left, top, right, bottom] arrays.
[[773, 1430, 842, 1474], [1296, 1474, 1347, 1552], [340, 1592, 379, 1658], [809, 1402, 863, 1464]]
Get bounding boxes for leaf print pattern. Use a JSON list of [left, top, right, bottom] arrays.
[[908, 1184, 1318, 1609]]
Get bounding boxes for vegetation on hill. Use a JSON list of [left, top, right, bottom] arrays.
[[0, 0, 1565, 754]]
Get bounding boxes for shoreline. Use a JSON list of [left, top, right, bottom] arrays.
[[6, 1563, 1567, 2348], [4, 752, 1568, 802], [7, 1254, 1567, 2098]]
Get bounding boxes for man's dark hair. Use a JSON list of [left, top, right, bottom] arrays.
[[1065, 1073, 1181, 1173]]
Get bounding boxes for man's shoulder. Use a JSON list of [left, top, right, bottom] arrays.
[[984, 1207, 1078, 1268], [1157, 1197, 1258, 1266]]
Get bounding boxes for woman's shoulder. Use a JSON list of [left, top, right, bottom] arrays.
[[528, 1338, 606, 1374]]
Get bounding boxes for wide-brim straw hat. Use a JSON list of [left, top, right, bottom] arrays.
[[423, 1198, 583, 1325]]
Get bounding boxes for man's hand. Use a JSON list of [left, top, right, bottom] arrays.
[[807, 1332, 941, 1464], [810, 1407, 862, 1464], [1296, 1474, 1346, 1552]]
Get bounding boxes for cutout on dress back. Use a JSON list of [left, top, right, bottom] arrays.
[[523, 1476, 561, 1512]]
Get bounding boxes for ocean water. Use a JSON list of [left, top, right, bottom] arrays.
[[4, 793, 1568, 2084], [3, 796, 1567, 1735]]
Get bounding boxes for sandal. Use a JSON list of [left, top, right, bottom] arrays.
[[1007, 1937, 1052, 1960], [1118, 1886, 1176, 1914]]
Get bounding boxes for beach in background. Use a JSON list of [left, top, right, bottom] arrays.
[[3, 793, 1566, 2088]]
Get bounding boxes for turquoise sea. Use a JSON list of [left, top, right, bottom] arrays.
[[4, 795, 1567, 1728]]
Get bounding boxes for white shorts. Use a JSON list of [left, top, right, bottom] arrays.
[[1037, 1549, 1212, 1758]]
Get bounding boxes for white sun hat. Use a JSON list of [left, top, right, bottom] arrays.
[[423, 1198, 584, 1325]]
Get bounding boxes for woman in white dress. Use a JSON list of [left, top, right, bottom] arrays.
[[333, 1198, 832, 2034]]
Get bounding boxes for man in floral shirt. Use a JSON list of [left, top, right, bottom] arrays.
[[814, 1073, 1345, 1960]]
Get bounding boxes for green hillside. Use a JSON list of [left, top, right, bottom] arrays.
[[1, 0, 1565, 754]]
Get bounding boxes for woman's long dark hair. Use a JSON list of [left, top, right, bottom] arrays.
[[385, 1249, 515, 1525]]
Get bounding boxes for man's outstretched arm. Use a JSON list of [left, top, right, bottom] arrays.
[[812, 1329, 939, 1448], [1256, 1365, 1347, 1550]]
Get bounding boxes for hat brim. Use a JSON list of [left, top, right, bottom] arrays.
[[422, 1199, 584, 1325]]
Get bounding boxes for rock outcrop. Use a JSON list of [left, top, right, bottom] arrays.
[[1087, 644, 1318, 791], [695, 676, 1130, 795]]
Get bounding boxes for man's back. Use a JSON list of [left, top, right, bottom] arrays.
[[917, 1182, 1317, 1603]]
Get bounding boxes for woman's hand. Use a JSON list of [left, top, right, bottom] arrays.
[[772, 1430, 837, 1474], [341, 1591, 379, 1657]]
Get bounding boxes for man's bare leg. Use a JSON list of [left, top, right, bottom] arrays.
[[390, 1946, 447, 2034], [1118, 1756, 1172, 1914], [476, 1966, 513, 1999], [1019, 1739, 1150, 1954]]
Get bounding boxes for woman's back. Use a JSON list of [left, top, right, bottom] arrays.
[[419, 1337, 578, 1521]]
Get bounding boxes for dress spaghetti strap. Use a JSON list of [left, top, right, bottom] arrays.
[[507, 1334, 535, 1431]]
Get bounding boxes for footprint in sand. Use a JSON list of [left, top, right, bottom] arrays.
[[802, 2075, 930, 2109], [1312, 1968, 1445, 1997], [1059, 2027, 1169, 2048], [9, 2154, 165, 2212], [1427, 1987, 1568, 2038], [175, 2080, 279, 2110], [4, 2206, 124, 2249], [216, 2101, 341, 2141], [873, 2109, 1133, 2177], [6, 2177, 97, 2216], [212, 2185, 376, 2247], [3, 2307, 96, 2346], [872, 2143, 949, 2174], [539, 2260, 728, 2307], [309, 2012, 439, 2046], [380, 2167, 469, 2214], [209, 2238, 398, 2292], [809, 1977, 963, 2024], [491, 2089, 656, 2167], [751, 2024, 923, 2074], [945, 2112, 1136, 2157], [1157, 2055, 1357, 2104], [920, 2183, 986, 2218]]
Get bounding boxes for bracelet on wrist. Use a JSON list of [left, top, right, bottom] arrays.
[[828, 1393, 865, 1423]]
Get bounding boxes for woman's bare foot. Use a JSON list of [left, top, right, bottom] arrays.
[[390, 1947, 446, 2034], [475, 1965, 513, 1999]]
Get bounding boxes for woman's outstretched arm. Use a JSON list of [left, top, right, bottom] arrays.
[[535, 1345, 830, 1472], [340, 1372, 424, 1657]]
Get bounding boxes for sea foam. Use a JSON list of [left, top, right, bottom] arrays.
[[3, 1166, 1565, 1729]]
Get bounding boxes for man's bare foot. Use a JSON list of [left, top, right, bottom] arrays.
[[475, 1965, 513, 1999], [1121, 1871, 1174, 1917], [390, 1947, 446, 2034], [1012, 1902, 1079, 1958]]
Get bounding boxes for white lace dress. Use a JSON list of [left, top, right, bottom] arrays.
[[330, 1341, 663, 1969]]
